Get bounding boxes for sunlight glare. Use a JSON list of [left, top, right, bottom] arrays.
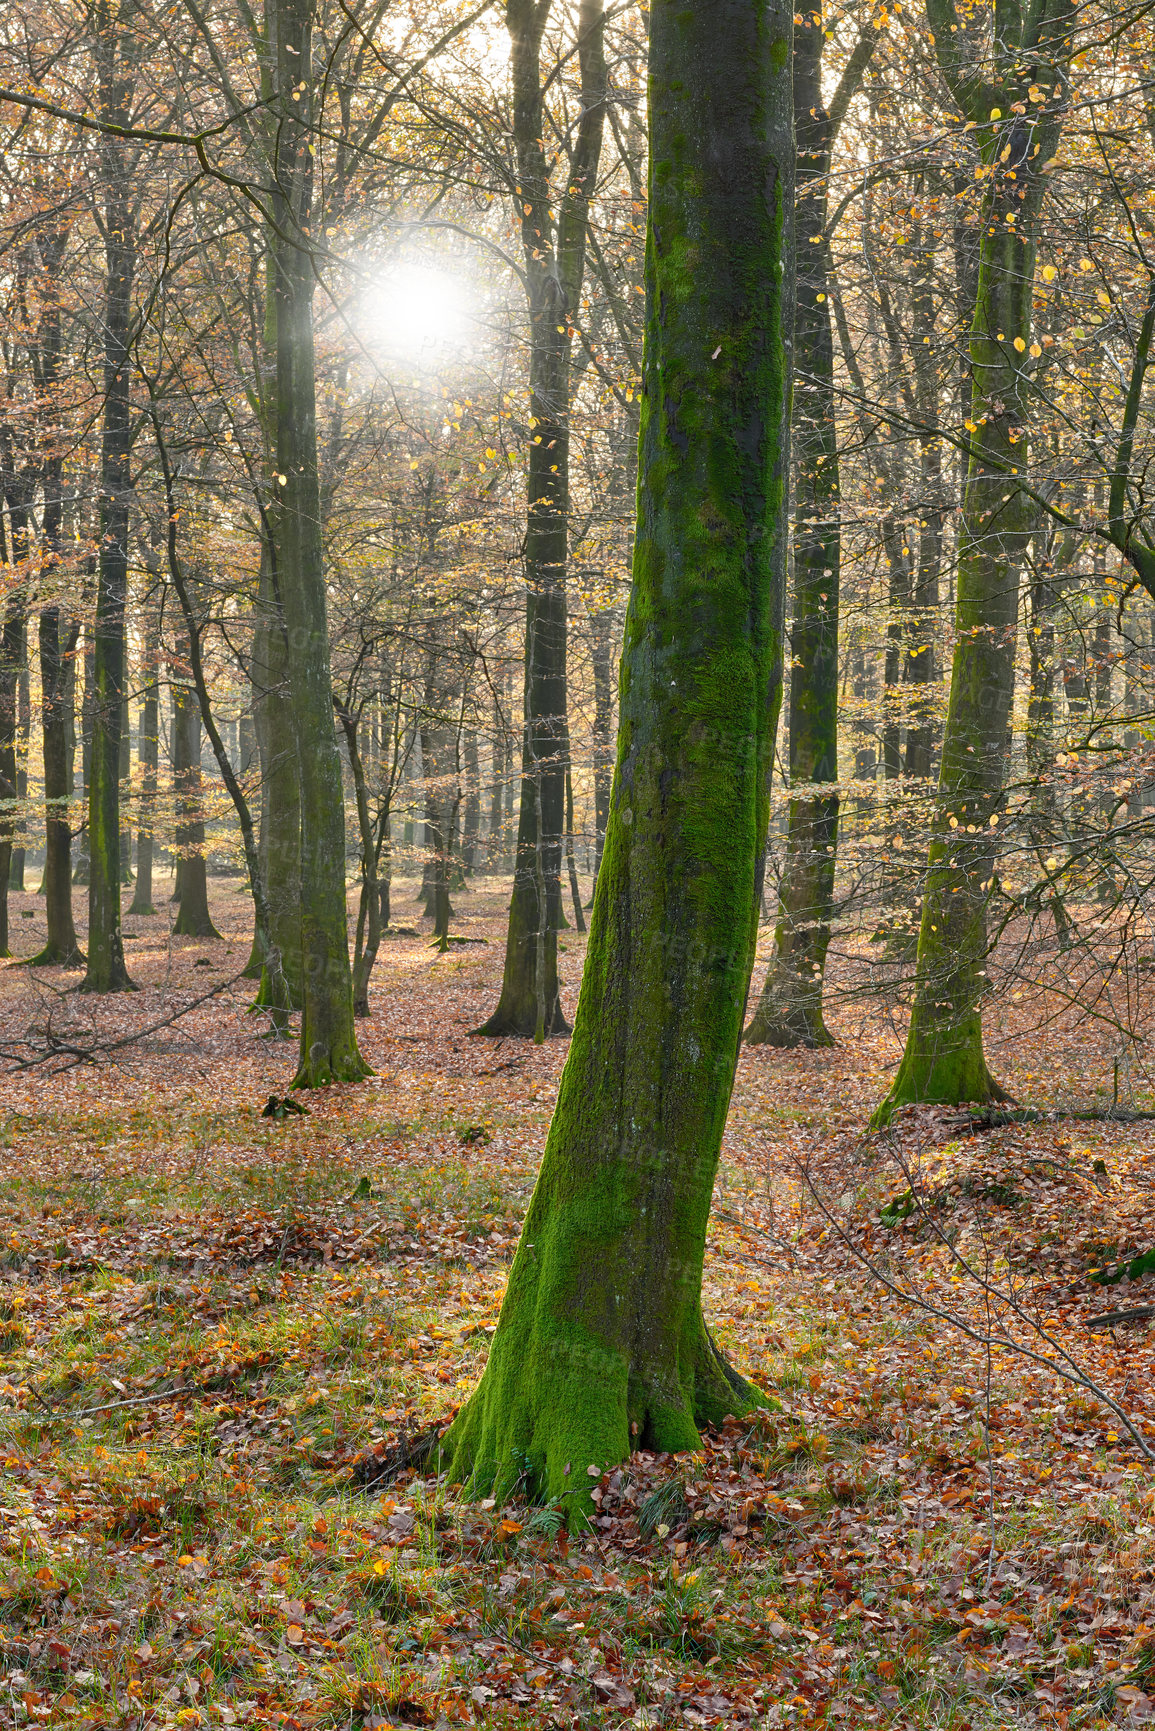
[[365, 264, 471, 361]]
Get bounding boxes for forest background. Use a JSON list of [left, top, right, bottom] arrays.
[[3, 0, 1155, 1725]]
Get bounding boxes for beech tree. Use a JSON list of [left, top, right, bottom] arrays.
[[872, 0, 1074, 1120], [745, 8, 875, 1048], [443, 0, 793, 1517], [477, 0, 607, 1039]]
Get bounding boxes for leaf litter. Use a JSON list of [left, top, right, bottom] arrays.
[[1, 879, 1154, 1727]]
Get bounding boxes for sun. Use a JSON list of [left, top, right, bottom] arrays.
[[364, 263, 471, 361]]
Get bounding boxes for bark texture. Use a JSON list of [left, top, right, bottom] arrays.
[[443, 0, 793, 1522], [872, 0, 1072, 1121], [479, 0, 606, 1036]]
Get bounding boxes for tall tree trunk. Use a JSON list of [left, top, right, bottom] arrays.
[[81, 0, 136, 993], [461, 726, 480, 875], [10, 627, 28, 891], [746, 15, 873, 1049], [30, 609, 84, 964], [479, 0, 606, 1037], [271, 0, 366, 1085], [589, 603, 614, 893], [249, 548, 303, 1000], [119, 693, 133, 884], [73, 631, 94, 885], [443, 0, 793, 1519], [0, 596, 21, 956], [171, 644, 220, 940], [873, 0, 1072, 1121], [128, 598, 159, 916]]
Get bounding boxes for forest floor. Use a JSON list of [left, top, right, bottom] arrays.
[[2, 873, 1155, 1730]]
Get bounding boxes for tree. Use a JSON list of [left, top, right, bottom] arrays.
[[266, 0, 368, 1085], [478, 0, 607, 1037], [745, 10, 875, 1049], [871, 0, 1074, 1121], [81, 0, 139, 993], [442, 0, 794, 1518]]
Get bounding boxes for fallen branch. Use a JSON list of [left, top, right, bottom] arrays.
[[1086, 1307, 1155, 1329]]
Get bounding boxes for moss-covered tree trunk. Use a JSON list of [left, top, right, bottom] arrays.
[[443, 0, 793, 1520], [746, 15, 873, 1049], [478, 0, 606, 1037], [872, 0, 1072, 1122], [271, 0, 367, 1086], [81, 0, 136, 994]]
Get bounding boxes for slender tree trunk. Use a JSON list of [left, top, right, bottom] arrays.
[[479, 0, 606, 1037], [171, 645, 220, 940], [0, 596, 22, 956], [73, 632, 94, 885], [30, 609, 84, 964], [271, 0, 366, 1085], [746, 15, 872, 1048], [128, 599, 159, 916], [461, 727, 480, 874], [10, 629, 28, 891], [249, 547, 303, 999], [564, 765, 585, 934], [81, 0, 136, 993], [443, 0, 793, 1519], [589, 604, 613, 893], [873, 4, 1071, 1120]]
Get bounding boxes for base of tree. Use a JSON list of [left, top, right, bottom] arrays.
[[76, 968, 136, 995], [440, 1306, 753, 1529], [870, 1023, 1012, 1129], [744, 985, 835, 1049], [474, 1002, 571, 1039], [127, 901, 156, 918], [26, 943, 86, 969], [291, 1039, 372, 1089], [173, 911, 222, 939]]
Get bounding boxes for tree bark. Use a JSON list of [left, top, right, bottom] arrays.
[[30, 609, 84, 964], [128, 597, 159, 916], [478, 0, 606, 1037], [443, 0, 793, 1520], [171, 642, 220, 940], [872, 0, 1072, 1121], [271, 0, 367, 1085], [745, 16, 873, 1049], [81, 0, 137, 993]]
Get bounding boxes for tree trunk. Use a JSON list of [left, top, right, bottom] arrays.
[[10, 628, 28, 891], [128, 599, 159, 916], [73, 632, 94, 885], [589, 604, 614, 894], [479, 0, 606, 1037], [171, 652, 220, 940], [249, 546, 303, 1000], [872, 2, 1071, 1121], [0, 596, 22, 956], [81, 0, 136, 994], [461, 727, 480, 874], [119, 694, 133, 884], [746, 14, 873, 1049], [271, 0, 367, 1086], [443, 0, 793, 1519], [30, 609, 84, 964]]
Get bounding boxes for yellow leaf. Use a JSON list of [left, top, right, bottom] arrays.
[[1013, 336, 1026, 352], [1042, 264, 1057, 282]]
